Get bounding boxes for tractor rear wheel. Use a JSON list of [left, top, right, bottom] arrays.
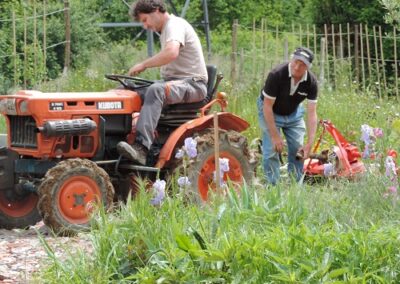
[[38, 158, 114, 235], [0, 190, 41, 229], [177, 130, 256, 203]]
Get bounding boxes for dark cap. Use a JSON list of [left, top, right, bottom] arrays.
[[292, 47, 314, 68]]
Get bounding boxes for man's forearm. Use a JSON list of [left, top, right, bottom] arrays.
[[306, 106, 318, 146]]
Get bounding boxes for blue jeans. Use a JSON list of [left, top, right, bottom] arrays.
[[257, 96, 306, 185]]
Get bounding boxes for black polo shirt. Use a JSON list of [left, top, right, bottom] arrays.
[[260, 62, 318, 115]]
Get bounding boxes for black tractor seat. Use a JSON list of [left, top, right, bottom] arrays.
[[158, 65, 217, 128]]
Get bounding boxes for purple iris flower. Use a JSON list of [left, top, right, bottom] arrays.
[[177, 176, 191, 188], [184, 137, 197, 158], [150, 179, 166, 206]]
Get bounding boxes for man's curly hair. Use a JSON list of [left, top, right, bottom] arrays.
[[130, 0, 167, 20]]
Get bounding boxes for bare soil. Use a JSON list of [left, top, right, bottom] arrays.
[[0, 221, 92, 284]]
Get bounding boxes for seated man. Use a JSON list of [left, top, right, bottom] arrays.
[[117, 0, 208, 165]]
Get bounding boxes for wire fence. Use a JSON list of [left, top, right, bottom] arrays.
[[229, 20, 400, 99], [0, 3, 70, 89]]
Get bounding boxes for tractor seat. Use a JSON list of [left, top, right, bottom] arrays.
[[158, 65, 217, 128]]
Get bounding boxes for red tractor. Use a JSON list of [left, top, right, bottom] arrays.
[[0, 65, 257, 234]]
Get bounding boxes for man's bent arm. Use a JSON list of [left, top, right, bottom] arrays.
[[304, 101, 318, 157], [263, 98, 284, 153], [129, 41, 180, 75]]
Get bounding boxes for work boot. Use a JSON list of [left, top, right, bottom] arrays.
[[117, 141, 148, 165]]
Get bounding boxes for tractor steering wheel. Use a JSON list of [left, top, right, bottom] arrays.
[[105, 74, 154, 90]]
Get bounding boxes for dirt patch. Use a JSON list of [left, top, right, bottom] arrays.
[[0, 221, 92, 283]]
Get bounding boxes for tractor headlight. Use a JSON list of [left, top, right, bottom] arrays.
[[0, 98, 17, 115], [18, 100, 29, 114]]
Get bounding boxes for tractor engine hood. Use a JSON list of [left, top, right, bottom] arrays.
[[0, 89, 142, 116]]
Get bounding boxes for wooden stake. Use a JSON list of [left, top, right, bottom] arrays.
[[63, 0, 71, 75], [354, 24, 359, 85], [275, 25, 279, 67], [320, 37, 326, 88], [378, 26, 387, 96], [12, 11, 17, 87], [331, 24, 336, 89], [33, 0, 37, 81], [373, 26, 382, 100], [339, 24, 343, 59], [394, 26, 399, 101], [324, 24, 330, 86], [347, 23, 352, 90], [231, 19, 238, 84], [23, 11, 27, 89], [360, 23, 366, 91], [313, 25, 317, 58], [213, 112, 220, 193], [365, 24, 372, 83], [252, 18, 256, 80], [43, 0, 47, 80]]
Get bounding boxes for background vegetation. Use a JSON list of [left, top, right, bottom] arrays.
[[1, 0, 400, 282]]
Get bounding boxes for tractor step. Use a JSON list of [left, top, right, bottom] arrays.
[[95, 159, 160, 173]]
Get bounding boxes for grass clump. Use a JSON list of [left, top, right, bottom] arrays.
[[39, 175, 400, 283]]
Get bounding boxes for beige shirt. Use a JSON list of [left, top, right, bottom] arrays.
[[160, 15, 208, 82]]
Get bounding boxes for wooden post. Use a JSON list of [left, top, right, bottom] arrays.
[[320, 37, 326, 88], [306, 24, 310, 48], [63, 0, 71, 75], [259, 19, 264, 81], [299, 24, 302, 46], [354, 24, 359, 85], [43, 0, 47, 79], [284, 38, 289, 61], [313, 25, 317, 58], [347, 23, 352, 89], [324, 24, 330, 86], [373, 26, 382, 100], [275, 25, 279, 66], [239, 48, 244, 82], [365, 24, 372, 83], [378, 26, 387, 96], [33, 0, 37, 81], [394, 26, 399, 101], [262, 19, 267, 76], [231, 19, 238, 84], [12, 11, 17, 87], [292, 22, 295, 50], [213, 112, 220, 193], [339, 24, 343, 59], [252, 18, 256, 80], [360, 23, 366, 91], [331, 24, 336, 89], [24, 12, 27, 89]]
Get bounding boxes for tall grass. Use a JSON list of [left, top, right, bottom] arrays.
[[3, 43, 399, 282], [38, 176, 400, 283]]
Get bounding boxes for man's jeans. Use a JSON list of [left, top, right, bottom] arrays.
[[257, 96, 306, 185]]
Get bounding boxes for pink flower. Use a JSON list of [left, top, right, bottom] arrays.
[[373, 128, 383, 138]]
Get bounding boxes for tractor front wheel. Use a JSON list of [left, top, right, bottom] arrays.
[[38, 159, 114, 235], [0, 190, 41, 229], [182, 130, 256, 202]]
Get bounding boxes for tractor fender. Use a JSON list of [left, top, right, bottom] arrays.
[[156, 112, 249, 168]]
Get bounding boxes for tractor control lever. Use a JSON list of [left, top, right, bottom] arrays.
[[211, 73, 224, 98]]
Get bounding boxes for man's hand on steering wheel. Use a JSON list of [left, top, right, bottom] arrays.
[[128, 63, 146, 76]]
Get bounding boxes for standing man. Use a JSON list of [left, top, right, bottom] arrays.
[[257, 47, 318, 185], [117, 0, 208, 165]]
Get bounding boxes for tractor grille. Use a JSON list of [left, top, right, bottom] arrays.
[[9, 116, 38, 149]]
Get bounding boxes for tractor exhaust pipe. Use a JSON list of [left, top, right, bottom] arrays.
[[36, 118, 97, 137]]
